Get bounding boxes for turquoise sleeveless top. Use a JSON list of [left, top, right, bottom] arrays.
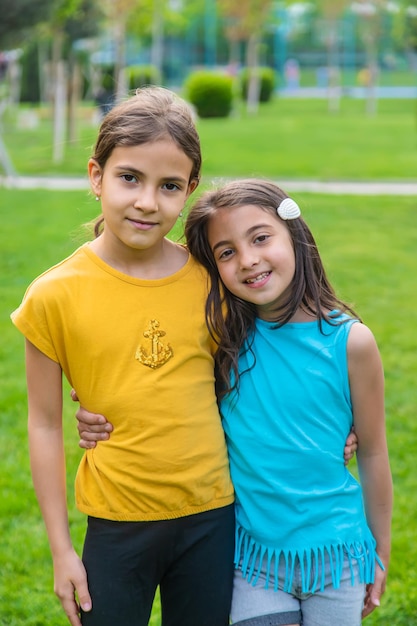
[[220, 314, 380, 592]]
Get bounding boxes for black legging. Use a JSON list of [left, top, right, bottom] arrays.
[[81, 504, 235, 626]]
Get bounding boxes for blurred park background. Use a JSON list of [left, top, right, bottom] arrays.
[[1, 1, 417, 625], [2, 0, 417, 174]]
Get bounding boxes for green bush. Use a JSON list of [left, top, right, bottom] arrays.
[[184, 71, 234, 118], [240, 66, 276, 102], [20, 43, 41, 103], [100, 65, 115, 92], [126, 65, 162, 90]]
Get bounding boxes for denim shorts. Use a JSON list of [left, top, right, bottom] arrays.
[[231, 550, 366, 626]]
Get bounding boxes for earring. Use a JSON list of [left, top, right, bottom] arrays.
[[179, 212, 183, 217], [95, 196, 100, 202]]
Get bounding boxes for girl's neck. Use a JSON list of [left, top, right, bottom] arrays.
[[257, 306, 318, 324], [89, 236, 188, 279], [288, 308, 318, 323]]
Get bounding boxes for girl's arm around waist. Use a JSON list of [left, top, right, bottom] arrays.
[[25, 340, 92, 626], [347, 324, 393, 618]]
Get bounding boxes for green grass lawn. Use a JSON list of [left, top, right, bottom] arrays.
[[1, 187, 416, 624], [2, 97, 417, 181]]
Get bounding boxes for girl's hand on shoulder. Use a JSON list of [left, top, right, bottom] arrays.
[[362, 562, 387, 618], [53, 547, 92, 626]]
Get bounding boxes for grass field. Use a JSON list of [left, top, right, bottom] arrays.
[[1, 184, 416, 625], [1, 87, 416, 625], [2, 97, 417, 181]]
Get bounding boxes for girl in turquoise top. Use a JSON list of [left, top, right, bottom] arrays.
[[184, 179, 392, 626], [73, 177, 363, 623]]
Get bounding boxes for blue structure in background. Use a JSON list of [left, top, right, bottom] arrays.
[[273, 4, 289, 80], [204, 0, 217, 67], [83, 1, 416, 94]]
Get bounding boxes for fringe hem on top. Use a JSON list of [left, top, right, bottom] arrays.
[[235, 523, 383, 594]]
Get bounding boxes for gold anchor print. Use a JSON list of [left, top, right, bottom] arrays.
[[135, 319, 173, 369]]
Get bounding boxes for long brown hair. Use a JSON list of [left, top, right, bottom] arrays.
[[185, 178, 359, 400], [91, 86, 201, 236]]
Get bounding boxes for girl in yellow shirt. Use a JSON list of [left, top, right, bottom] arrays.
[[12, 87, 234, 626]]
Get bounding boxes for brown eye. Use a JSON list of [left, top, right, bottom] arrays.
[[163, 182, 180, 191], [218, 249, 234, 261], [254, 234, 269, 244], [122, 174, 137, 183]]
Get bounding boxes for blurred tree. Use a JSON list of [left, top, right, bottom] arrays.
[[65, 0, 103, 43], [313, 0, 350, 112], [46, 0, 102, 161], [65, 0, 103, 140], [0, 0, 55, 176], [126, 0, 206, 82], [351, 0, 386, 115], [99, 0, 139, 100], [107, 0, 213, 86], [406, 0, 417, 51], [219, 0, 273, 113], [0, 0, 55, 48], [283, 0, 349, 110], [392, 0, 417, 56]]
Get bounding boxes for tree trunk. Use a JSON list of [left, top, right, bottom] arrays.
[[51, 31, 67, 164], [326, 19, 341, 113], [114, 17, 127, 101], [246, 33, 260, 115], [68, 59, 82, 143], [151, 0, 164, 79], [38, 41, 48, 104], [364, 35, 378, 116], [53, 60, 67, 164], [0, 132, 17, 178]]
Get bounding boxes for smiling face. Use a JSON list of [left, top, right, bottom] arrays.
[[89, 139, 197, 264], [207, 204, 296, 321]]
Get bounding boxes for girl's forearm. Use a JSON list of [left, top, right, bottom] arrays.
[[25, 340, 72, 556], [357, 450, 393, 566], [29, 422, 73, 556]]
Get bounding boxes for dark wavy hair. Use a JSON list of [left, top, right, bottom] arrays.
[[91, 86, 201, 236], [185, 178, 359, 400]]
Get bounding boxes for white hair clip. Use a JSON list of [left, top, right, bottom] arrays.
[[277, 197, 301, 220]]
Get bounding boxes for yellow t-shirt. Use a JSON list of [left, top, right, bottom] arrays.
[[11, 244, 234, 521]]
